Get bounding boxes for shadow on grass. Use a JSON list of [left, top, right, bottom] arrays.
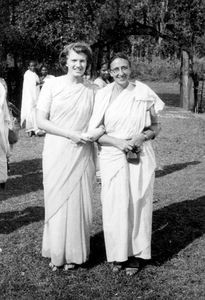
[[9, 158, 42, 176], [88, 196, 205, 268], [0, 206, 44, 234], [158, 93, 180, 107], [156, 161, 200, 178], [151, 195, 205, 264], [0, 159, 43, 201]]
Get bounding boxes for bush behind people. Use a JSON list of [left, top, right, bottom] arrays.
[[130, 56, 180, 82]]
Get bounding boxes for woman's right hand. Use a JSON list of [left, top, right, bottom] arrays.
[[115, 139, 133, 152]]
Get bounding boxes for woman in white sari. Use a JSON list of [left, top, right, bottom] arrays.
[[21, 60, 40, 136], [89, 53, 164, 275], [37, 42, 104, 271], [0, 78, 10, 189]]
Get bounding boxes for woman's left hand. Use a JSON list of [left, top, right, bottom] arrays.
[[131, 133, 145, 148]]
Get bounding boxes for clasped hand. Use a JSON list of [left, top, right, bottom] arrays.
[[70, 126, 105, 145], [116, 133, 145, 152]]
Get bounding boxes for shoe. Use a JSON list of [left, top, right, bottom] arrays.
[[64, 263, 76, 271]]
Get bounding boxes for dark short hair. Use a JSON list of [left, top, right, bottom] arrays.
[[109, 52, 131, 69], [28, 60, 36, 66], [59, 42, 92, 74], [40, 64, 48, 71]]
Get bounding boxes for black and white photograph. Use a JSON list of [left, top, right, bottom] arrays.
[[0, 1, 205, 299]]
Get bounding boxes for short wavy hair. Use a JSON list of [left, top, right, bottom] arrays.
[[109, 52, 131, 69], [59, 42, 93, 74]]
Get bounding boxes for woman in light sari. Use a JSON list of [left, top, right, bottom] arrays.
[[37, 42, 104, 271], [0, 77, 10, 189], [89, 53, 164, 275], [21, 60, 40, 136]]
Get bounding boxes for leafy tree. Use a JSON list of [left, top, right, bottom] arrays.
[[0, 0, 205, 109]]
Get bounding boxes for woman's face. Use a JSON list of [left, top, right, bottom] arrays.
[[29, 62, 36, 72], [66, 49, 87, 77], [110, 58, 131, 87], [100, 63, 109, 80], [41, 67, 48, 77]]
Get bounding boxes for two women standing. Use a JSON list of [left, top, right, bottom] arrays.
[[37, 43, 164, 274]]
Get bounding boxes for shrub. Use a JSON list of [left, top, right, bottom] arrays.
[[130, 56, 180, 81]]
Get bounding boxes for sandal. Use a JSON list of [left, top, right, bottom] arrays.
[[111, 261, 123, 273], [125, 267, 138, 276], [64, 263, 76, 271], [125, 257, 140, 276], [49, 262, 58, 272]]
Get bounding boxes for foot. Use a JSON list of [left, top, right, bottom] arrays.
[[64, 263, 76, 271], [125, 257, 140, 276], [125, 267, 138, 276], [111, 261, 123, 273], [49, 262, 58, 272]]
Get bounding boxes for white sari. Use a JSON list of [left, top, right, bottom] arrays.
[[37, 76, 95, 266], [0, 80, 10, 184], [21, 69, 40, 132], [89, 81, 164, 262]]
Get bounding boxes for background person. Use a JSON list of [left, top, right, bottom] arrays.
[[37, 42, 104, 271], [89, 53, 164, 275], [38, 65, 55, 89], [0, 77, 10, 189], [20, 60, 40, 136], [93, 61, 111, 88]]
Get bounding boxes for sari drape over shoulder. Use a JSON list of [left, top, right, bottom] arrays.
[[37, 76, 95, 266], [0, 80, 10, 184], [89, 81, 164, 262], [21, 70, 40, 131]]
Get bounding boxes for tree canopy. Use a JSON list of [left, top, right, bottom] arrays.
[[0, 0, 204, 61]]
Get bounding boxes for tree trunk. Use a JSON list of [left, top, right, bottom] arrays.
[[180, 50, 194, 110]]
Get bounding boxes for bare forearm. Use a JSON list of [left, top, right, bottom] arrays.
[[98, 134, 119, 147], [37, 114, 71, 139], [98, 133, 128, 149]]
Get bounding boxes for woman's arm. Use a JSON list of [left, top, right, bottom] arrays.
[[131, 106, 161, 147], [98, 134, 133, 152], [36, 110, 90, 144], [143, 106, 161, 139]]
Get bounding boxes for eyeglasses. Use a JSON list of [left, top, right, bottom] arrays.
[[110, 66, 129, 75]]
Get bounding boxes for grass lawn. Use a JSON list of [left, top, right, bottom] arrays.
[[0, 81, 205, 299]]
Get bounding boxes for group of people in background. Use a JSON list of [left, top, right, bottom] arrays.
[[20, 62, 54, 137], [0, 41, 164, 276]]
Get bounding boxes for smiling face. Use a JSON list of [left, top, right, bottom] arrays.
[[110, 58, 131, 87], [41, 67, 48, 77], [66, 49, 87, 78]]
